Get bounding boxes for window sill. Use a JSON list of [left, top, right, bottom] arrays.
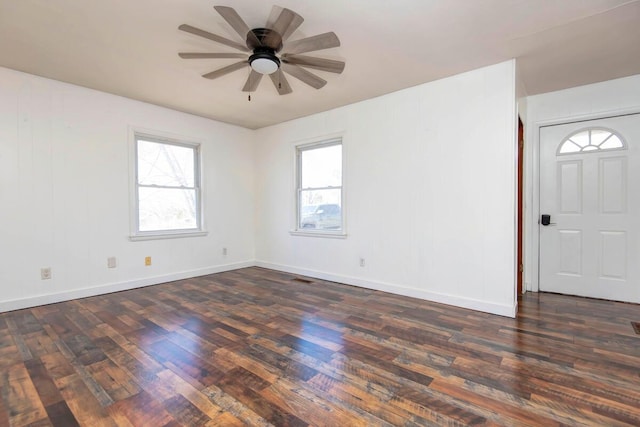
[[289, 230, 347, 239], [129, 230, 208, 241]]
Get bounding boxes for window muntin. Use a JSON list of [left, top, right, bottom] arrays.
[[558, 128, 625, 155], [296, 139, 343, 233], [135, 135, 201, 234]]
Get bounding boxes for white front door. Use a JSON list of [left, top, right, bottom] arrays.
[[539, 114, 640, 303]]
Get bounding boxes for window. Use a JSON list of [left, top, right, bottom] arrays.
[[132, 133, 204, 239], [558, 128, 625, 155], [295, 138, 344, 235]]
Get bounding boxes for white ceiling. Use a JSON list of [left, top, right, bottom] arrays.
[[1, 0, 639, 129]]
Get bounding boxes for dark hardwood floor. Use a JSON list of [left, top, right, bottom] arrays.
[[1, 267, 639, 426]]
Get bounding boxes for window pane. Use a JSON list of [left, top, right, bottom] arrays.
[[559, 141, 581, 154], [301, 144, 342, 189], [591, 129, 611, 146], [569, 132, 589, 148], [138, 187, 197, 231], [138, 139, 195, 187], [600, 135, 623, 150], [299, 189, 341, 230]]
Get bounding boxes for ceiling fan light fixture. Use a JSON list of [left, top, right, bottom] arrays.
[[249, 52, 280, 75]]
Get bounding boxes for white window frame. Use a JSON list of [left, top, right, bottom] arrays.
[[290, 136, 346, 238], [129, 128, 207, 241]]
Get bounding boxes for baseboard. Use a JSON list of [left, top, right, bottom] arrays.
[[1, 260, 517, 318], [0, 261, 254, 313], [255, 261, 517, 318]]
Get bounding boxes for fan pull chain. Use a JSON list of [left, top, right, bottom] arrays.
[[246, 67, 252, 102]]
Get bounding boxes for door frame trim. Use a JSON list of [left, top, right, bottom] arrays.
[[517, 117, 524, 295], [526, 107, 640, 292]]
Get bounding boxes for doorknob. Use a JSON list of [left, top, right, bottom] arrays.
[[541, 214, 556, 226]]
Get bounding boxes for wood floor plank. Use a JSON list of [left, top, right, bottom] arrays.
[[217, 369, 308, 427], [156, 369, 245, 426], [1, 267, 640, 426], [53, 374, 116, 427], [306, 372, 413, 426], [5, 318, 33, 362], [1, 363, 48, 426], [108, 390, 176, 427], [429, 377, 562, 427], [86, 358, 141, 402], [201, 382, 274, 426]]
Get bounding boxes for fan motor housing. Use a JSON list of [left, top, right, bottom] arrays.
[[247, 28, 283, 52]]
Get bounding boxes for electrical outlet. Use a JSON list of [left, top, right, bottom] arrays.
[[145, 256, 152, 266], [222, 247, 228, 256], [107, 257, 117, 268], [359, 258, 366, 267], [41, 267, 52, 280]]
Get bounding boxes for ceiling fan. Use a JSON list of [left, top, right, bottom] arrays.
[[178, 5, 345, 96]]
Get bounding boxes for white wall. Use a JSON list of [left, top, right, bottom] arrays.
[[254, 60, 518, 317], [0, 61, 520, 316], [0, 66, 255, 311], [524, 74, 640, 291]]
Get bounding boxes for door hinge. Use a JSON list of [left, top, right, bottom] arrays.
[[519, 264, 524, 273]]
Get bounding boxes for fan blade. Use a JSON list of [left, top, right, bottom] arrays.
[[179, 52, 247, 59], [269, 69, 293, 95], [282, 55, 345, 74], [202, 61, 247, 79], [281, 13, 304, 41], [268, 7, 304, 42], [179, 24, 248, 52], [214, 6, 261, 48], [242, 70, 263, 92], [282, 63, 326, 89], [263, 7, 303, 49], [284, 32, 340, 55]]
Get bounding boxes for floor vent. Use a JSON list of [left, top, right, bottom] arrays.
[[292, 277, 314, 284], [632, 322, 640, 335]]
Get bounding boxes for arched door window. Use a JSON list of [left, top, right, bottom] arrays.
[[557, 128, 626, 155]]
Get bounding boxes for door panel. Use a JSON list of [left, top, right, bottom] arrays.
[[558, 230, 582, 275], [539, 114, 640, 302], [558, 160, 582, 213], [599, 157, 626, 213], [599, 231, 626, 279]]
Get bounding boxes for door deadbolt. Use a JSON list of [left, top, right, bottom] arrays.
[[541, 214, 556, 226]]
